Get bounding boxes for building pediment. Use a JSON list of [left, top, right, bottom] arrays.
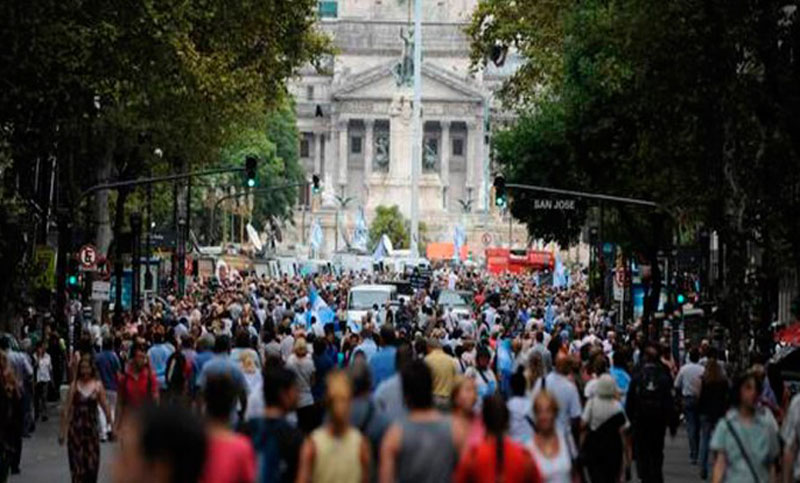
[[332, 61, 484, 103]]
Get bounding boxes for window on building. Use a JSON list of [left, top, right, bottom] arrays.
[[452, 138, 464, 157], [318, 1, 338, 18], [351, 136, 362, 154], [306, 85, 314, 101], [300, 138, 310, 158]]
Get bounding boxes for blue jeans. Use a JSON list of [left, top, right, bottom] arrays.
[[683, 396, 700, 462], [699, 414, 717, 476]]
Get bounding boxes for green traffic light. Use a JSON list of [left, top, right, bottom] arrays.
[[677, 294, 686, 304], [247, 178, 256, 188], [495, 197, 506, 207], [68, 275, 78, 285]]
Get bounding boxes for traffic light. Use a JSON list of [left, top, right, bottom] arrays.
[[676, 293, 686, 305], [494, 175, 507, 207], [312, 174, 321, 194], [245, 156, 257, 187], [68, 257, 80, 289]]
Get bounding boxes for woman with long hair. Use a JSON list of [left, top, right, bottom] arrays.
[[59, 353, 113, 483], [0, 352, 23, 482], [451, 376, 484, 451], [529, 391, 579, 483], [697, 350, 729, 480], [455, 394, 541, 483], [710, 371, 779, 483]]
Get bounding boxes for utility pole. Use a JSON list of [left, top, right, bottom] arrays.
[[409, 0, 422, 258]]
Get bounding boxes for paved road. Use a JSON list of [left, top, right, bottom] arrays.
[[14, 403, 698, 482]]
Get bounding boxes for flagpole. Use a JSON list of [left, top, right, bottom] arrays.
[[409, 0, 422, 258]]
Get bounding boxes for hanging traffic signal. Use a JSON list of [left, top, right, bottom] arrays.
[[67, 257, 80, 289], [245, 156, 257, 187], [312, 174, 321, 194], [494, 175, 506, 207], [676, 293, 686, 305]]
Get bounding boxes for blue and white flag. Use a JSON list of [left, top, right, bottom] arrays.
[[453, 224, 466, 261], [553, 253, 567, 288], [310, 218, 324, 253], [544, 299, 555, 331], [352, 207, 369, 252]]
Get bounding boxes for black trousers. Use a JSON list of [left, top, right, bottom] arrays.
[[634, 423, 666, 483]]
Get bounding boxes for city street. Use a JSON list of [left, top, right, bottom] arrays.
[[13, 402, 697, 483]]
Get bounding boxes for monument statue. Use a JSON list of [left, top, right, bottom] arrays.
[[374, 133, 390, 170], [392, 27, 415, 87], [423, 140, 438, 171]]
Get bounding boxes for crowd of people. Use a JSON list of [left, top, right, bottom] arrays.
[[0, 264, 799, 483]]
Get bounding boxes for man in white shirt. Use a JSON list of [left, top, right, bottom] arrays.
[[674, 347, 705, 465], [531, 352, 582, 435]]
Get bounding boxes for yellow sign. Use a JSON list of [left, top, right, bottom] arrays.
[[33, 246, 56, 290]]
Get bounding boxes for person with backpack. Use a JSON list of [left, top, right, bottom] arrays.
[[242, 366, 304, 483], [114, 343, 158, 434], [163, 340, 192, 405], [626, 345, 677, 483], [580, 374, 630, 483], [710, 372, 779, 483]]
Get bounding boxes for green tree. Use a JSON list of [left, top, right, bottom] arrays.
[[470, 0, 800, 359], [0, 0, 330, 317], [368, 205, 428, 252]]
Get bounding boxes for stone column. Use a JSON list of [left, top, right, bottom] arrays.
[[440, 121, 451, 186], [465, 120, 477, 192], [363, 119, 374, 203], [337, 119, 349, 190], [474, 116, 486, 210], [313, 132, 322, 175], [324, 124, 335, 186]]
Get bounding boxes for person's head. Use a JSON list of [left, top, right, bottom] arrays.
[[131, 343, 148, 370], [688, 347, 700, 364], [395, 343, 414, 372], [112, 405, 207, 483], [293, 337, 309, 358], [510, 371, 527, 397], [312, 337, 327, 358], [554, 352, 573, 375], [325, 371, 353, 429], [78, 353, 96, 380], [533, 391, 559, 434], [213, 335, 231, 355], [482, 394, 509, 437], [262, 366, 298, 412], [451, 376, 477, 414], [380, 324, 396, 347], [203, 374, 238, 422], [348, 359, 372, 397], [733, 372, 762, 411], [101, 337, 113, 352], [234, 329, 250, 349], [402, 360, 433, 411], [476, 345, 491, 370]]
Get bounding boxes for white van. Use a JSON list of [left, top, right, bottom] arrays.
[[347, 284, 397, 332]]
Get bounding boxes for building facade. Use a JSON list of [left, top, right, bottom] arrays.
[[286, 0, 522, 255]]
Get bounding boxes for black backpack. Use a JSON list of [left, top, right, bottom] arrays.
[[635, 364, 669, 418], [165, 350, 187, 392]]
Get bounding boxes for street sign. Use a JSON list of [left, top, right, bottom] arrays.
[[482, 232, 492, 247], [91, 281, 111, 301], [78, 244, 98, 270]]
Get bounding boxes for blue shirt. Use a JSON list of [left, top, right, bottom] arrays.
[[353, 338, 377, 361], [197, 353, 249, 395], [147, 343, 174, 389], [369, 346, 397, 389], [95, 350, 121, 391], [610, 366, 631, 405]]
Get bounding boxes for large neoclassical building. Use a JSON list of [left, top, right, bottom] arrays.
[[285, 0, 523, 254]]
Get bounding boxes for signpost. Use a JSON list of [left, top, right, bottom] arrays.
[[91, 281, 111, 302], [78, 244, 98, 270]]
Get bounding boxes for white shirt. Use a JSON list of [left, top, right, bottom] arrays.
[[447, 272, 458, 290], [35, 352, 52, 383], [674, 362, 704, 397], [529, 430, 573, 483], [286, 353, 315, 408], [532, 373, 582, 435], [507, 396, 534, 444]]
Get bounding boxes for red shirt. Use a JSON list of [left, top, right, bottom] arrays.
[[201, 432, 256, 483], [118, 364, 158, 408], [455, 436, 542, 483]]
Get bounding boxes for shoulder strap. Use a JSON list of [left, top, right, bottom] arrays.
[[477, 369, 489, 384], [724, 418, 761, 483]]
